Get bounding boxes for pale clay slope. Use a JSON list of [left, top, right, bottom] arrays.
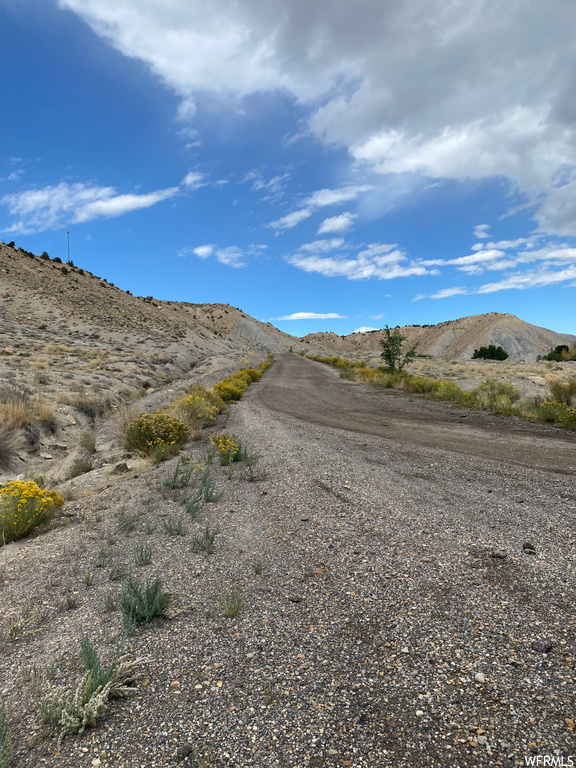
[[304, 313, 576, 362]]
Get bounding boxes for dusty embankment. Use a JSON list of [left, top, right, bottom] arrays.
[[1, 354, 576, 767]]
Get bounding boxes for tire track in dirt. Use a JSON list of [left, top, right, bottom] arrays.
[[254, 354, 576, 476]]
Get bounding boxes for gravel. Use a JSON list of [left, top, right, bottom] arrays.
[[1, 355, 576, 767]]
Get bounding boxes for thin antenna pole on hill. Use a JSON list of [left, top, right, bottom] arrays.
[[67, 231, 70, 264]]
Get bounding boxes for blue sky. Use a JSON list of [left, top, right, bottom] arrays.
[[2, 0, 576, 337]]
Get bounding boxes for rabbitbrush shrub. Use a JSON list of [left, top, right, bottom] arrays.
[[172, 393, 220, 426], [124, 411, 189, 460], [212, 433, 247, 465], [548, 378, 576, 405], [0, 481, 63, 545], [212, 361, 268, 402], [535, 401, 576, 428]]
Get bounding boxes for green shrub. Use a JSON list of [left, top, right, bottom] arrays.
[[213, 363, 268, 403], [120, 576, 169, 632], [173, 395, 220, 426], [134, 542, 153, 566], [0, 481, 63, 545], [192, 525, 218, 556], [221, 581, 242, 618], [213, 381, 244, 402], [79, 431, 96, 454], [163, 515, 187, 537], [212, 433, 247, 465], [124, 411, 189, 460], [548, 379, 576, 405], [379, 326, 419, 373], [543, 344, 576, 362], [68, 457, 93, 479], [472, 377, 521, 404], [40, 639, 140, 742], [472, 345, 509, 360], [535, 401, 576, 428]]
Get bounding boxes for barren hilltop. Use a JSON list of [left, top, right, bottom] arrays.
[[304, 312, 576, 363]]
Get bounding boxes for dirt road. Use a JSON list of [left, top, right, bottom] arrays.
[[256, 354, 576, 475]]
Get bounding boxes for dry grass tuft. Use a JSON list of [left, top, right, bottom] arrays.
[[0, 425, 20, 470]]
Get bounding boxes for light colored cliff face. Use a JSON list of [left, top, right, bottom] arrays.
[[304, 313, 576, 361], [234, 318, 293, 352]]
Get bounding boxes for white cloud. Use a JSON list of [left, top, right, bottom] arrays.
[[269, 186, 371, 231], [244, 170, 290, 200], [58, 0, 576, 236], [353, 326, 379, 333], [304, 186, 372, 208], [191, 242, 267, 268], [298, 238, 345, 253], [370, 313, 385, 319], [430, 287, 469, 299], [318, 212, 357, 234], [533, 175, 576, 236], [473, 224, 490, 239], [0, 182, 179, 234], [428, 243, 576, 276], [0, 170, 211, 234], [269, 208, 312, 231], [181, 171, 205, 189], [192, 244, 214, 258], [476, 265, 576, 294], [278, 312, 348, 320], [470, 237, 536, 252], [289, 242, 438, 281], [75, 188, 178, 223]]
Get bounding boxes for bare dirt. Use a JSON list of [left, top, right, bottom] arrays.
[[258, 355, 576, 475]]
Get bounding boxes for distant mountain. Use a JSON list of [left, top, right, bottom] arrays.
[[302, 313, 576, 362]]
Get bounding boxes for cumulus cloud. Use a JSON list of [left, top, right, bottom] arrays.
[[269, 185, 371, 231], [533, 176, 576, 236], [473, 224, 490, 239], [57, 1, 576, 235], [289, 241, 438, 281], [318, 212, 357, 234], [192, 244, 214, 258], [353, 326, 379, 333], [277, 312, 348, 320]]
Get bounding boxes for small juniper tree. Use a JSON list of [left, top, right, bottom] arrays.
[[472, 345, 509, 360], [379, 326, 419, 373]]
